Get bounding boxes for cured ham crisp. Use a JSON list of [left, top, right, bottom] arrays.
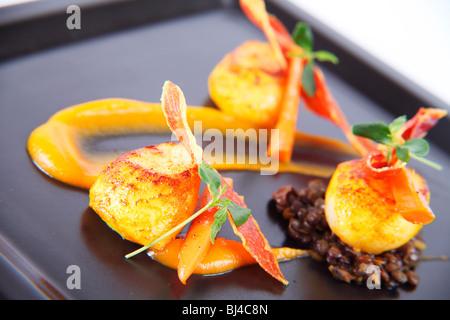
[[161, 81, 203, 164], [401, 107, 447, 140], [240, 0, 287, 70]]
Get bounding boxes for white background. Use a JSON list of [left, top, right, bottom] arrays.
[[0, 0, 36, 6], [289, 0, 450, 109]]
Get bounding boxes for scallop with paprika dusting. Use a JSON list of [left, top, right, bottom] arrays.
[[89, 142, 201, 251]]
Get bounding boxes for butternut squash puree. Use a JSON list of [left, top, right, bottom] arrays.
[[27, 98, 355, 189]]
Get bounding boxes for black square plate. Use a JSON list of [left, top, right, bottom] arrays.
[[0, 0, 449, 300]]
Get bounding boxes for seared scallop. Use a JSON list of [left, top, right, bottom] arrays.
[[89, 142, 201, 250], [208, 40, 285, 128], [325, 159, 429, 254]]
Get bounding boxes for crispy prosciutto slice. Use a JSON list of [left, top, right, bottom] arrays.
[[362, 107, 447, 225], [401, 107, 448, 140], [240, 0, 287, 70]]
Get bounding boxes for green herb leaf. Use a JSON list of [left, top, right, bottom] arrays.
[[302, 60, 316, 96], [210, 206, 228, 244], [352, 115, 441, 171], [198, 162, 222, 194], [388, 115, 407, 135], [352, 121, 393, 145], [313, 50, 339, 64], [402, 138, 430, 158], [290, 21, 339, 98], [227, 201, 251, 227], [395, 146, 410, 162], [292, 22, 313, 52]]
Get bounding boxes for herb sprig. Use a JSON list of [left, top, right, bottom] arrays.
[[289, 22, 339, 96], [198, 162, 251, 243], [352, 116, 442, 171], [125, 162, 251, 259]]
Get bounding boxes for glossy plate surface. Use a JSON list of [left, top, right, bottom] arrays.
[[0, 0, 449, 299]]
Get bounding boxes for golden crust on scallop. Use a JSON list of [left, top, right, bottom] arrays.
[[89, 142, 201, 250], [325, 159, 428, 254], [208, 40, 285, 128]]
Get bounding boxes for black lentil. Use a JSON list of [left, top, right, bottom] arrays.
[[272, 179, 425, 289]]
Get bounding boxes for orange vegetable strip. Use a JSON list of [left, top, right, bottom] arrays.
[[161, 81, 203, 164], [218, 175, 289, 285], [177, 178, 234, 284], [261, 11, 355, 140], [151, 237, 309, 276], [160, 81, 288, 285], [239, 1, 304, 162], [401, 107, 447, 140], [388, 168, 435, 225], [268, 56, 303, 161], [239, 0, 287, 70], [301, 67, 375, 156]]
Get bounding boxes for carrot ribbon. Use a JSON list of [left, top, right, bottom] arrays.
[[268, 56, 303, 161], [160, 81, 289, 285], [177, 177, 234, 284]]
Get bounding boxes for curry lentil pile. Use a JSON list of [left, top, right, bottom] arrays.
[[272, 179, 425, 289]]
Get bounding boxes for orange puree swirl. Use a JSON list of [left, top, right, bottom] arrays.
[[27, 98, 355, 190]]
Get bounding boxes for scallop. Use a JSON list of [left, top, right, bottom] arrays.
[[89, 142, 201, 250], [325, 159, 428, 254], [208, 40, 285, 128]]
